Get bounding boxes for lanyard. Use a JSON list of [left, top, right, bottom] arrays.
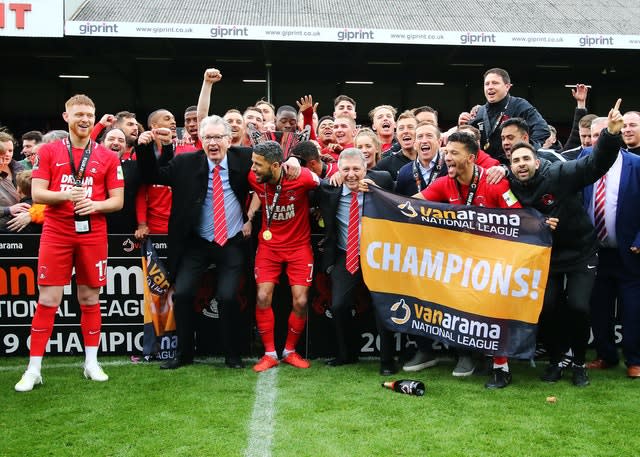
[[481, 95, 510, 149], [412, 152, 441, 192], [65, 138, 93, 185], [456, 165, 481, 206], [263, 172, 284, 232]]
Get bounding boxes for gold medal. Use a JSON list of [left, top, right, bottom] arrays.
[[484, 142, 490, 150], [262, 229, 272, 241]]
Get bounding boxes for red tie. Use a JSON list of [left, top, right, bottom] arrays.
[[212, 165, 228, 246], [594, 174, 607, 242], [345, 192, 360, 274]]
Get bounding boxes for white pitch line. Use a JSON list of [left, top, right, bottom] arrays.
[[0, 359, 134, 372], [244, 368, 278, 457]]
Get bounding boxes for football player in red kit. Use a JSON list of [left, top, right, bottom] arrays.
[[15, 94, 124, 392], [248, 141, 319, 372]]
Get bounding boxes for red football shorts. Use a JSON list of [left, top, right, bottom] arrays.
[[254, 243, 314, 286], [37, 237, 108, 287]]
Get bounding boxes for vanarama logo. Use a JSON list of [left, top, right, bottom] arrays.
[[389, 298, 410, 324], [398, 201, 417, 218], [419, 207, 521, 237], [411, 303, 501, 350]]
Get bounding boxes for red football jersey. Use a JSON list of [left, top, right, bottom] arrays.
[[249, 167, 319, 250], [136, 183, 171, 233], [422, 170, 520, 209], [32, 139, 124, 238]]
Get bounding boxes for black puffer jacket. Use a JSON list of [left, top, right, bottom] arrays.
[[471, 95, 550, 161], [508, 128, 623, 271]]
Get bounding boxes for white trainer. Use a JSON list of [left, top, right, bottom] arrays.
[[84, 364, 109, 382], [15, 372, 43, 392]]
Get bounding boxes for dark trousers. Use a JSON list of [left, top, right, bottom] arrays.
[[172, 234, 246, 360], [330, 252, 394, 362], [590, 248, 640, 366], [540, 253, 597, 366]]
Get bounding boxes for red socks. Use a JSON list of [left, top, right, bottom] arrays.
[[284, 312, 306, 352], [255, 306, 275, 353], [80, 304, 102, 347], [29, 304, 58, 356], [493, 356, 508, 366]]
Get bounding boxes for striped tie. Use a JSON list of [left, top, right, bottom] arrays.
[[594, 174, 607, 242], [345, 192, 360, 274], [212, 165, 228, 246]]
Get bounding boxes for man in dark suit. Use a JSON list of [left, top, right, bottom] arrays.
[[317, 148, 397, 374], [581, 139, 640, 378], [136, 115, 253, 369]]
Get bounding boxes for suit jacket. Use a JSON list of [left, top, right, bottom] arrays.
[[136, 143, 252, 277], [317, 169, 393, 273], [582, 150, 640, 275]]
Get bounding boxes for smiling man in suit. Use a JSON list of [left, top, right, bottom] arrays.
[[317, 148, 397, 374], [136, 115, 253, 370]]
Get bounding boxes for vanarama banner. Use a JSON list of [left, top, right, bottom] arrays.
[[141, 238, 176, 360], [361, 187, 552, 358]]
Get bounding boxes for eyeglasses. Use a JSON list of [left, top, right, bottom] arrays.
[[202, 134, 228, 143]]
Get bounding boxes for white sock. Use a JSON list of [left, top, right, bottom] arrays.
[[493, 362, 509, 372], [85, 346, 99, 367], [265, 351, 278, 360], [282, 349, 294, 357], [26, 356, 43, 375]]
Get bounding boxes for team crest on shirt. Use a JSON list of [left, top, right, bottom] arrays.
[[474, 196, 486, 206], [38, 265, 47, 280], [541, 194, 556, 206], [285, 190, 297, 201]]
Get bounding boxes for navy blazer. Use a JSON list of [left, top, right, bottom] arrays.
[[317, 170, 393, 273], [582, 149, 640, 275], [136, 142, 252, 278]]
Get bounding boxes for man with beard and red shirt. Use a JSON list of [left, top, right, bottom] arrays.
[[15, 94, 124, 392], [248, 141, 320, 372], [415, 132, 524, 389], [91, 111, 139, 160], [373, 111, 418, 180]]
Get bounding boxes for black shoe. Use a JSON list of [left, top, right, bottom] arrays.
[[160, 356, 193, 370], [379, 360, 399, 376], [541, 363, 563, 383], [225, 356, 245, 369], [485, 368, 512, 389], [571, 365, 590, 387], [326, 356, 358, 367]]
